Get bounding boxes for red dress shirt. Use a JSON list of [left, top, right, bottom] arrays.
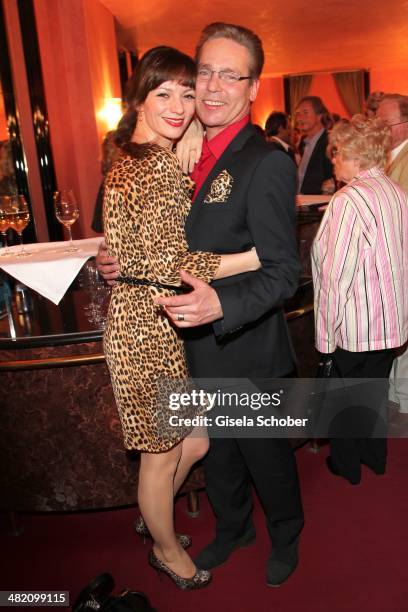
[[190, 115, 250, 200]]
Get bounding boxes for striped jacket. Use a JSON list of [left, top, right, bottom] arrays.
[[312, 167, 408, 353]]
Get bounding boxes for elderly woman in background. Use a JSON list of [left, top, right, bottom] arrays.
[[312, 115, 408, 485]]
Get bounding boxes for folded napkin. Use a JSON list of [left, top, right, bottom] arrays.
[[0, 237, 104, 305]]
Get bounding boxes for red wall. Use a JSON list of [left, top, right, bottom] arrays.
[[0, 92, 7, 141], [34, 0, 120, 238], [83, 0, 122, 143], [309, 74, 350, 118], [370, 68, 408, 95], [252, 77, 285, 127], [251, 73, 352, 125]]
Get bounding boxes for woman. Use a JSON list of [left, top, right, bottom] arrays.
[[312, 115, 408, 485], [103, 47, 260, 589]]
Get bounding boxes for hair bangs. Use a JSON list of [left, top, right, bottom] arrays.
[[147, 50, 196, 93]]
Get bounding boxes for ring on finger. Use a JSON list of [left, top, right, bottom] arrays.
[[177, 314, 185, 322]]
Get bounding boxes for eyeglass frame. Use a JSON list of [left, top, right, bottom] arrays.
[[388, 120, 408, 127], [196, 66, 252, 84]]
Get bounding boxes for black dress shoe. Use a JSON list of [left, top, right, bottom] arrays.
[[266, 549, 298, 587], [194, 527, 256, 570], [326, 456, 361, 485]]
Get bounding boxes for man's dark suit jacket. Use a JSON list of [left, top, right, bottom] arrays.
[[268, 138, 296, 163], [299, 130, 334, 194], [183, 123, 300, 379]]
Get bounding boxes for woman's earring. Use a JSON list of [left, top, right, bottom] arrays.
[[138, 109, 144, 122]]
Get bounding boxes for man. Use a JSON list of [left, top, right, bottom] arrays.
[[377, 93, 408, 414], [295, 95, 334, 194], [365, 91, 385, 118], [265, 111, 296, 161], [98, 22, 303, 586]]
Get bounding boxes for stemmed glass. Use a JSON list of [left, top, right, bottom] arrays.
[[0, 196, 12, 257], [79, 259, 110, 328], [9, 195, 31, 256], [54, 190, 79, 253]]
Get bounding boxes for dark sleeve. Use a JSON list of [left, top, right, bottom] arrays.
[[213, 151, 300, 335], [91, 181, 104, 233], [323, 150, 334, 183]]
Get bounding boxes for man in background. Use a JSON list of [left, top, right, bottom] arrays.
[[265, 111, 296, 162], [377, 93, 408, 414], [295, 95, 334, 194]]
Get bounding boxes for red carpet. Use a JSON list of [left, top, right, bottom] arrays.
[[1, 439, 408, 612]]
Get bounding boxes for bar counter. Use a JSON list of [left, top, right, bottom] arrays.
[[0, 212, 321, 512], [0, 270, 140, 512]]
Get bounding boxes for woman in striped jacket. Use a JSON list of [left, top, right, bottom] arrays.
[[312, 114, 408, 484]]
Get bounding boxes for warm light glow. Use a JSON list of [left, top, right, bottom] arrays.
[[260, 112, 273, 129], [98, 98, 123, 130]]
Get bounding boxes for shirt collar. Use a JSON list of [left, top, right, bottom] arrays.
[[206, 115, 250, 160], [352, 166, 384, 181], [390, 138, 408, 162], [271, 136, 290, 151], [304, 127, 324, 147]]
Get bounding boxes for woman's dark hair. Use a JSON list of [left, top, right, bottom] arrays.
[[114, 46, 196, 149]]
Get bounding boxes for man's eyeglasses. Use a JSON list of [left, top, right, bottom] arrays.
[[197, 67, 251, 84], [388, 120, 408, 127]]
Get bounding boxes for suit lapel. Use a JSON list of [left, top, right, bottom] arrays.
[[185, 124, 256, 235], [307, 131, 326, 166]]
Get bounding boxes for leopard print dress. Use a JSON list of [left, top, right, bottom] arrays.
[[103, 145, 220, 452]]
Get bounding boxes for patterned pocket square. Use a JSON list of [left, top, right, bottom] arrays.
[[204, 170, 234, 204]]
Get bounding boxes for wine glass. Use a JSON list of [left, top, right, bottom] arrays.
[[0, 196, 11, 257], [54, 190, 79, 252], [9, 195, 31, 256]]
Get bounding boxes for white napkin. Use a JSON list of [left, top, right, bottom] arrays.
[[0, 237, 104, 305]]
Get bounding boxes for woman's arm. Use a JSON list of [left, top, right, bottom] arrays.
[[175, 117, 204, 174], [215, 249, 260, 279]]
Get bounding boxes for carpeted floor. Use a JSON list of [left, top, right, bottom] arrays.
[[1, 440, 408, 612]]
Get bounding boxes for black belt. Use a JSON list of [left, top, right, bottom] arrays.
[[116, 275, 185, 294]]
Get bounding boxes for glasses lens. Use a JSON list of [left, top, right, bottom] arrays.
[[197, 68, 210, 79], [220, 71, 239, 83]]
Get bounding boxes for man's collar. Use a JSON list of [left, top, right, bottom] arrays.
[[390, 138, 408, 162], [206, 115, 250, 160], [304, 127, 324, 145], [271, 136, 290, 151]]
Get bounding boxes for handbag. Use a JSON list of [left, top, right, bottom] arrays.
[[72, 573, 156, 612], [315, 353, 333, 378]]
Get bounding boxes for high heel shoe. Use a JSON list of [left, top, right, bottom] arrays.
[[148, 549, 212, 590], [134, 516, 191, 549]]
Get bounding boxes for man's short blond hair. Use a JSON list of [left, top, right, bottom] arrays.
[[329, 114, 392, 170]]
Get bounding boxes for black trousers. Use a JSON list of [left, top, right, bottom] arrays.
[[203, 435, 304, 550], [328, 347, 395, 481]]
